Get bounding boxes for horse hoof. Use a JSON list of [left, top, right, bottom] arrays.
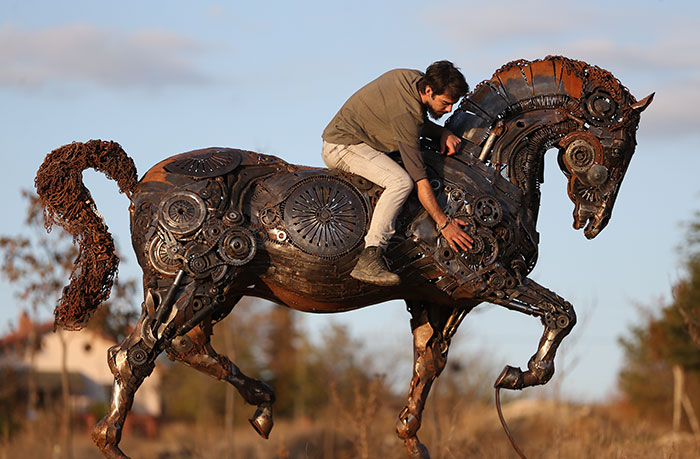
[[249, 405, 273, 439], [494, 365, 524, 390], [404, 438, 431, 459]]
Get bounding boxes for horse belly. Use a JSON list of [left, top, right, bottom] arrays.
[[252, 243, 396, 313]]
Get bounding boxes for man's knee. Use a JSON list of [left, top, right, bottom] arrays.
[[389, 173, 413, 198]]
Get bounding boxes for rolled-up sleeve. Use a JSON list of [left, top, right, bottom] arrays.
[[392, 113, 427, 182], [397, 141, 427, 182]]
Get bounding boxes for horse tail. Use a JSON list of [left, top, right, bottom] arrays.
[[34, 140, 138, 331]]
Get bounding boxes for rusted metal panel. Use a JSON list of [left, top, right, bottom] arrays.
[[495, 64, 534, 102], [529, 59, 561, 96], [469, 81, 510, 119], [445, 107, 491, 145], [559, 60, 584, 99]]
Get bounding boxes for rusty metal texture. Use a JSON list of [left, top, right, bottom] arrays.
[[34, 56, 652, 459]]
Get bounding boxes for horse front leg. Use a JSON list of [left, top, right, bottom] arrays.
[[490, 278, 577, 390], [396, 301, 468, 459]]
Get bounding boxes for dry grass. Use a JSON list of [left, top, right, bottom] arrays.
[[2, 399, 699, 459]]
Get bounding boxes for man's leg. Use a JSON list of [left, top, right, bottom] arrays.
[[322, 141, 413, 285]]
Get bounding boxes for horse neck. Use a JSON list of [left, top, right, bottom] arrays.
[[489, 106, 580, 223], [448, 57, 590, 224]]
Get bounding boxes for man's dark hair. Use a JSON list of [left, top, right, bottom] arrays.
[[418, 60, 469, 100]]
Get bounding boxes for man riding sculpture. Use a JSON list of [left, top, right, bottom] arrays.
[[35, 55, 653, 459], [322, 60, 474, 286]]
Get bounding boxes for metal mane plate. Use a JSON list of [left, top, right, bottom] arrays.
[[164, 148, 242, 178]]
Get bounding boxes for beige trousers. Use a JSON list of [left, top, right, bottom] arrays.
[[322, 141, 413, 249]]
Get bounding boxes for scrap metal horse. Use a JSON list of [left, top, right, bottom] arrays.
[[35, 56, 652, 459]]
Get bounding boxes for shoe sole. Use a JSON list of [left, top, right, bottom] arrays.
[[350, 271, 400, 287]]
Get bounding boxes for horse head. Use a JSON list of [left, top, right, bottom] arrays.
[[556, 90, 653, 238], [446, 56, 653, 240]]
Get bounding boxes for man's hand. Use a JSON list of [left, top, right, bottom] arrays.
[[440, 130, 462, 156], [415, 179, 473, 252], [438, 217, 473, 251]]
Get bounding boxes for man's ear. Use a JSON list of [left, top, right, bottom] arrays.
[[423, 85, 434, 97]]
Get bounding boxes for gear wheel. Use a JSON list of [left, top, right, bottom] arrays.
[[260, 207, 280, 227], [584, 88, 620, 126], [127, 343, 150, 367], [185, 243, 213, 278], [218, 227, 257, 266], [473, 196, 503, 227], [203, 220, 226, 244]]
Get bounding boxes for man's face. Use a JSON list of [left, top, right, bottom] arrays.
[[424, 87, 459, 120]]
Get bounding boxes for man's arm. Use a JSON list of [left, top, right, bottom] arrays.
[[422, 121, 462, 156], [415, 178, 473, 251]]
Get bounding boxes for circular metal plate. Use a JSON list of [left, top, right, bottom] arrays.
[[163, 148, 242, 178], [282, 176, 367, 258], [147, 237, 181, 276], [159, 190, 207, 236], [218, 227, 257, 266]]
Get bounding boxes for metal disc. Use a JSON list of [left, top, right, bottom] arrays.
[[218, 227, 257, 266], [147, 236, 181, 276], [159, 190, 207, 236], [164, 148, 242, 178], [282, 176, 367, 258]]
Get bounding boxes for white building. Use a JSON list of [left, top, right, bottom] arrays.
[[0, 311, 162, 434]]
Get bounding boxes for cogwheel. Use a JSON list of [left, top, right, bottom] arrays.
[[473, 196, 503, 227]]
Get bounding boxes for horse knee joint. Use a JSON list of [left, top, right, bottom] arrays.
[[414, 341, 447, 381], [527, 358, 554, 385], [396, 408, 421, 439], [92, 416, 120, 450], [239, 380, 275, 406]]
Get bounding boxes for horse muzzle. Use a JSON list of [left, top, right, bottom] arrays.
[[573, 200, 611, 239]]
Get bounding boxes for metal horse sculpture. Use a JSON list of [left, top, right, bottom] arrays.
[[35, 56, 652, 459]]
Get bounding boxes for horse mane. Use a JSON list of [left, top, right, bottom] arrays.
[[448, 55, 641, 151], [490, 55, 638, 124]]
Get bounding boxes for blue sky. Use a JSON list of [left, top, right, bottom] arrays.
[[1, 0, 699, 401]]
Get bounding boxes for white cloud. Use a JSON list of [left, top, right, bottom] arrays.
[[431, 0, 598, 47], [427, 1, 700, 139], [630, 77, 700, 137], [431, 1, 700, 72], [0, 24, 213, 90]]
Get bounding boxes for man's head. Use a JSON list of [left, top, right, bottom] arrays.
[[418, 60, 469, 119]]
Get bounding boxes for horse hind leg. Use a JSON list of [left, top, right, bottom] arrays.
[[396, 301, 467, 459], [166, 312, 276, 439], [92, 272, 197, 458], [92, 312, 159, 459]]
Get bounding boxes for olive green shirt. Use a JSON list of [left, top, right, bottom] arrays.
[[322, 69, 431, 181]]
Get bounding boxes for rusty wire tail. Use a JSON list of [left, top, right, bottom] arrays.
[[35, 140, 138, 331]]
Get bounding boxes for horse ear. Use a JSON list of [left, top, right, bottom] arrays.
[[631, 93, 654, 113]]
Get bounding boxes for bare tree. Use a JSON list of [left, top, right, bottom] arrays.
[[1, 191, 77, 457], [0, 191, 135, 458]]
